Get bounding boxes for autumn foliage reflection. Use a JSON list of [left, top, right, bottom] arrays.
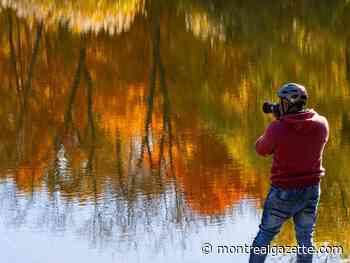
[[0, 0, 350, 254]]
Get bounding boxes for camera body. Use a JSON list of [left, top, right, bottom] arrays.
[[263, 102, 281, 118]]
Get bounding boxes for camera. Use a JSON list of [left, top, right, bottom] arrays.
[[263, 102, 281, 118]]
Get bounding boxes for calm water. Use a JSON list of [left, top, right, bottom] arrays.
[[0, 1, 349, 262]]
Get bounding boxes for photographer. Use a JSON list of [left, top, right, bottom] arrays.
[[249, 83, 329, 263]]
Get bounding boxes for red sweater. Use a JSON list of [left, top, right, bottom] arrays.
[[256, 109, 329, 189]]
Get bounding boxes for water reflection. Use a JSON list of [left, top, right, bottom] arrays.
[[1, 0, 144, 34], [0, 0, 349, 262]]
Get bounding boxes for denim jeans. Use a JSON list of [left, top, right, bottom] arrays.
[[249, 183, 320, 263]]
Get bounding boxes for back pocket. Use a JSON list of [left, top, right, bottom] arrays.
[[275, 189, 300, 202]]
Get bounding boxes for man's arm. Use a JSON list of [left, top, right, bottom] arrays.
[[323, 117, 329, 143], [255, 122, 277, 156]]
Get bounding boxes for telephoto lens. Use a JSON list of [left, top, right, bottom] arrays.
[[263, 102, 274, 113], [262, 102, 281, 118]]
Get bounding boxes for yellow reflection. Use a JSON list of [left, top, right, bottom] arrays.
[[1, 0, 144, 34], [185, 11, 225, 41]]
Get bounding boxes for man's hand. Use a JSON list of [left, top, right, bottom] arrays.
[[272, 104, 282, 119]]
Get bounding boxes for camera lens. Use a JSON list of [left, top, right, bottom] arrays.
[[263, 102, 273, 113]]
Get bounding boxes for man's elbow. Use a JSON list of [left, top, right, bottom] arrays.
[[255, 144, 273, 157], [256, 148, 269, 157]]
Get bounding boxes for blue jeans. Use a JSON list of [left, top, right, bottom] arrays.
[[249, 183, 320, 263]]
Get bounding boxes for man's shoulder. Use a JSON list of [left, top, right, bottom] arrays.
[[312, 111, 329, 128], [308, 110, 329, 140], [318, 114, 328, 125]]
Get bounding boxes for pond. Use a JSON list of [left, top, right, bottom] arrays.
[[0, 1, 349, 262]]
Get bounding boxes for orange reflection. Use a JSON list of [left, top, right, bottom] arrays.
[[173, 129, 258, 215]]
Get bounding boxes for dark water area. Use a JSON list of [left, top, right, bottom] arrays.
[[0, 1, 349, 262]]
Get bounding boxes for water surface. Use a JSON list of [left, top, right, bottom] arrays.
[[0, 1, 349, 262]]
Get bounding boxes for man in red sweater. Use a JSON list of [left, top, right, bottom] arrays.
[[249, 83, 329, 263]]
